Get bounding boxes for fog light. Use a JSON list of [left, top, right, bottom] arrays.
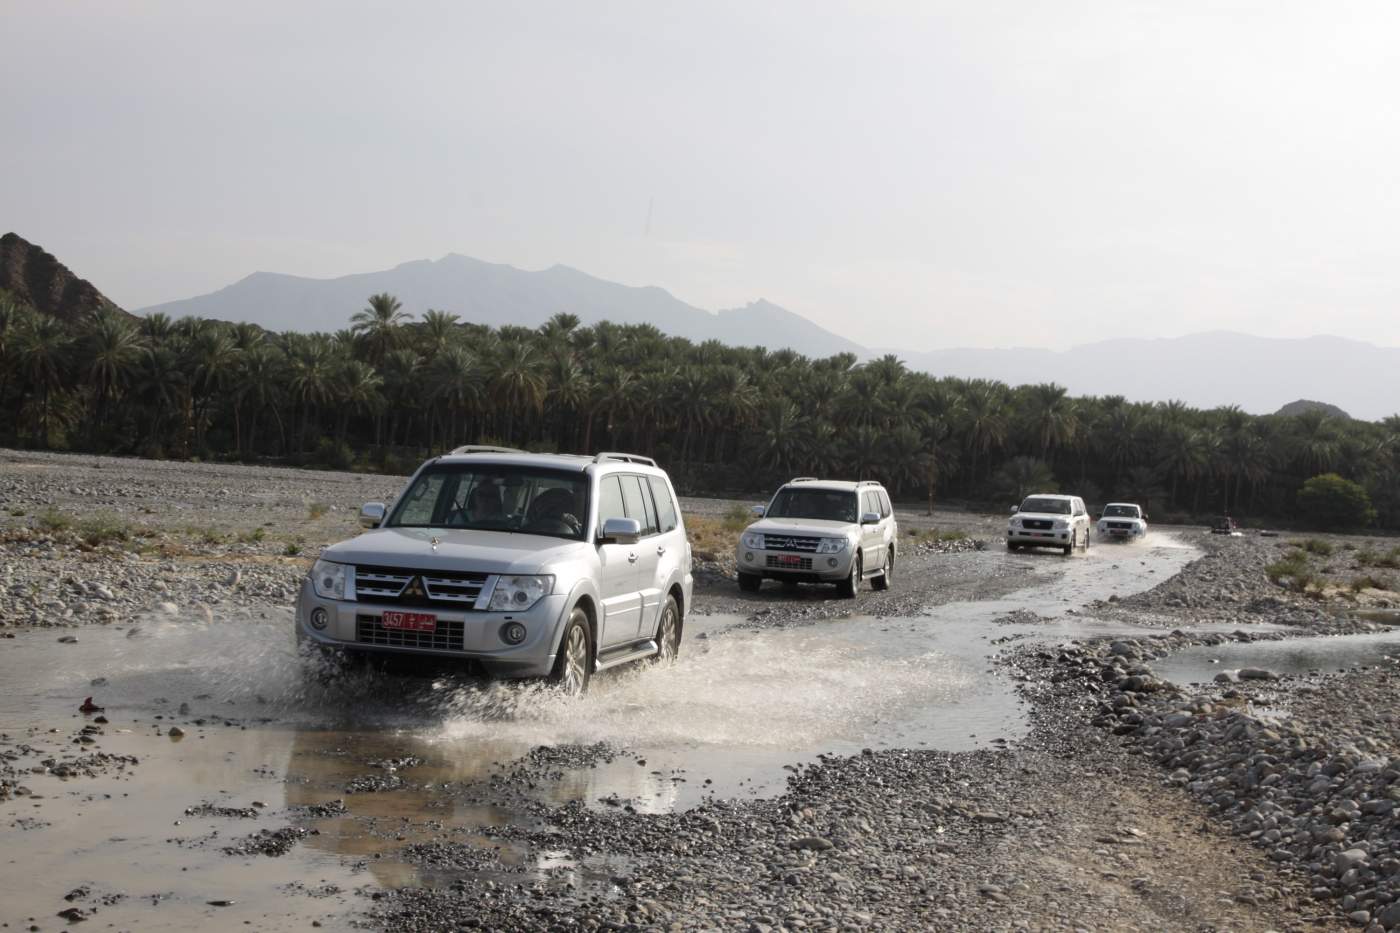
[[310, 607, 329, 630], [828, 558, 838, 568], [501, 622, 527, 645], [744, 552, 754, 562]]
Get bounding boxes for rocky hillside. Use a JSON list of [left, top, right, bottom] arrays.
[[1275, 398, 1351, 419], [0, 232, 131, 322]]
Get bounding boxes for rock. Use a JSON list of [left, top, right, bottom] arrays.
[[1238, 668, 1278, 681], [168, 726, 185, 738], [56, 907, 88, 922], [224, 569, 241, 587], [789, 836, 834, 852], [157, 601, 178, 615]]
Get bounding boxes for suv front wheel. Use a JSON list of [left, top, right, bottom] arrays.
[[652, 594, 681, 664], [549, 608, 593, 695], [738, 572, 762, 593], [838, 553, 862, 599]]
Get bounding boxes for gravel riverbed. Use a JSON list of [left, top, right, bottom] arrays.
[[3, 448, 1394, 931]]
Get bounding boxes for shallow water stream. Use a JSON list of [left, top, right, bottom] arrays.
[[1, 536, 1205, 929]]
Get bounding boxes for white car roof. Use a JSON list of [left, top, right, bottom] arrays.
[[432, 452, 668, 477], [782, 480, 882, 492], [1103, 502, 1142, 508], [1024, 493, 1073, 500]]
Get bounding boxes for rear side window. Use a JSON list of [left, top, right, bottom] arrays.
[[597, 476, 626, 532], [648, 476, 679, 533], [620, 475, 659, 535], [877, 490, 892, 518], [863, 491, 880, 516]]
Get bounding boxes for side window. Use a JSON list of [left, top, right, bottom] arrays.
[[597, 475, 625, 534], [621, 475, 659, 536], [877, 490, 892, 518], [648, 476, 679, 533], [862, 491, 879, 517]]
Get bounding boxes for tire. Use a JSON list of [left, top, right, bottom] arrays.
[[1083, 526, 1091, 551], [1007, 541, 1020, 552], [652, 594, 681, 664], [548, 607, 592, 695], [837, 553, 861, 599], [872, 546, 893, 591], [738, 572, 762, 593]]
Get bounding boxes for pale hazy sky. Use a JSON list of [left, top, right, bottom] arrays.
[[4, 1, 1400, 350]]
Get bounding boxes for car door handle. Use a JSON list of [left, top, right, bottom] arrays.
[[656, 546, 666, 556], [628, 553, 639, 564]]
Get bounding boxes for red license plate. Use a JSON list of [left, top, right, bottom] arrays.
[[777, 555, 802, 565], [380, 611, 437, 633]]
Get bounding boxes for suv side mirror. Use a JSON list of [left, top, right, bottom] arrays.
[[1009, 506, 1019, 515], [600, 517, 642, 545], [359, 502, 386, 529], [860, 511, 880, 525], [751, 505, 766, 518]]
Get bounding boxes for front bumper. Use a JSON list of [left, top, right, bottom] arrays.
[[734, 545, 854, 581], [1007, 527, 1071, 546], [1097, 524, 1145, 540], [294, 578, 567, 678]]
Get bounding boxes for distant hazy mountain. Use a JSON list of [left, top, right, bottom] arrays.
[[1, 232, 131, 322], [135, 254, 864, 359], [132, 252, 1399, 422], [1275, 399, 1351, 419], [888, 332, 1399, 422]]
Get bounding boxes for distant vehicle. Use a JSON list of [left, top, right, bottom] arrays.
[[295, 447, 692, 695], [1007, 493, 1091, 555], [735, 478, 898, 598], [1211, 515, 1242, 536], [1097, 502, 1148, 542]]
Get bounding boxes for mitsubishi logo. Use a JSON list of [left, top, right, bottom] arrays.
[[403, 577, 425, 599], [782, 538, 796, 549]]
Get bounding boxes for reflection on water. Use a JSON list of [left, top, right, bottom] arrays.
[[1155, 629, 1400, 685]]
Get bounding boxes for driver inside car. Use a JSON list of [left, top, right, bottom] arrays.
[[526, 486, 584, 535], [464, 483, 507, 527]]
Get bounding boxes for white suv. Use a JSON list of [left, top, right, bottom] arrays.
[[295, 448, 693, 694], [1007, 493, 1090, 555], [735, 478, 897, 598], [1097, 502, 1148, 541]]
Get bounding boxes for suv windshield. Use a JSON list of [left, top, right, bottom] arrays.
[[1102, 504, 1140, 518], [388, 465, 590, 540], [767, 487, 859, 522], [1020, 497, 1071, 515]]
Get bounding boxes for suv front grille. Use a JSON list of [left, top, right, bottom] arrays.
[[1107, 521, 1133, 530], [761, 535, 821, 553], [767, 555, 813, 570], [354, 566, 491, 607], [356, 614, 465, 651], [1021, 519, 1053, 530]]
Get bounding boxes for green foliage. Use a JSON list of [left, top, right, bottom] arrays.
[[1265, 550, 1315, 592], [1356, 547, 1400, 570], [284, 542, 302, 556], [721, 503, 753, 531], [5, 295, 1400, 532], [37, 508, 71, 532], [77, 513, 131, 547], [1297, 473, 1376, 531], [236, 526, 267, 544], [307, 502, 330, 520], [1350, 573, 1394, 593], [1290, 538, 1334, 557]]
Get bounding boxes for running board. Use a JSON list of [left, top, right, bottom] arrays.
[[594, 638, 658, 671]]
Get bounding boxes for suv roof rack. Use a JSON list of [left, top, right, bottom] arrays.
[[789, 476, 820, 483], [449, 445, 526, 455], [594, 452, 658, 467], [857, 480, 883, 487]]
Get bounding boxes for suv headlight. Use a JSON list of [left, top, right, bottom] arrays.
[[488, 575, 554, 612], [311, 559, 352, 600], [742, 532, 765, 549], [1009, 518, 1021, 528], [816, 538, 847, 554], [1053, 519, 1068, 529]]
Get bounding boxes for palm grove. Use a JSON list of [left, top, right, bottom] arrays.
[[1, 291, 1396, 530]]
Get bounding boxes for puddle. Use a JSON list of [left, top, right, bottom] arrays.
[[1155, 629, 1400, 686], [0, 534, 1206, 927]]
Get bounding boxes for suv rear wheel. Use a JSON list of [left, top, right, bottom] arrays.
[[837, 553, 862, 599], [871, 546, 893, 591], [549, 608, 592, 695]]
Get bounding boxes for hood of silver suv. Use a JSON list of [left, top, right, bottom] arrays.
[[321, 527, 586, 574], [747, 517, 855, 537]]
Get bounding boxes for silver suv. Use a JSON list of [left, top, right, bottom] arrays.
[[295, 448, 693, 694], [735, 478, 898, 597]]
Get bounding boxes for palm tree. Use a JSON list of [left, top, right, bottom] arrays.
[[1023, 383, 1079, 463], [962, 382, 1009, 488], [333, 360, 383, 444], [752, 399, 808, 474], [431, 345, 481, 447], [487, 341, 546, 443], [350, 293, 412, 364], [82, 310, 145, 436], [287, 338, 335, 454], [15, 314, 74, 447], [419, 310, 460, 361]]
